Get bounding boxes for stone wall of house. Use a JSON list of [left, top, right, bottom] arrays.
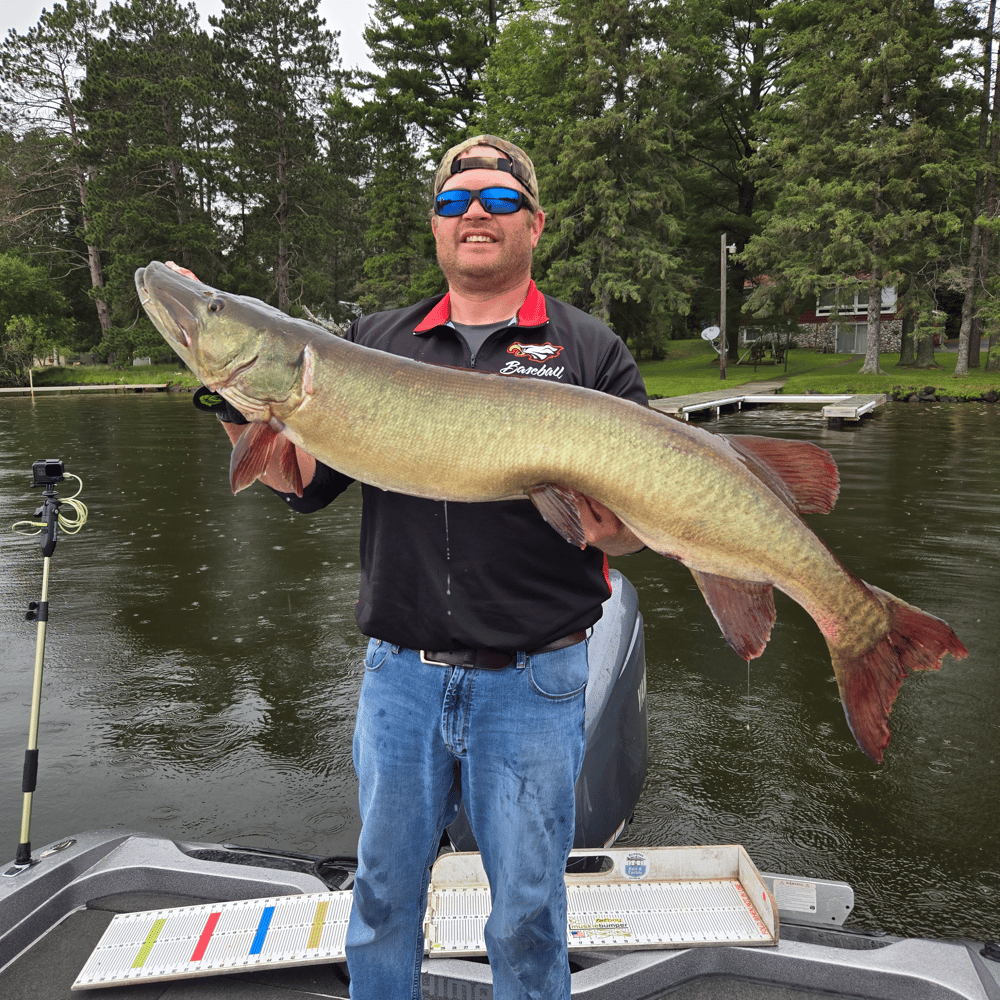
[[793, 319, 903, 353]]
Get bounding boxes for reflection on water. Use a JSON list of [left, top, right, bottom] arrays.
[[0, 394, 997, 941]]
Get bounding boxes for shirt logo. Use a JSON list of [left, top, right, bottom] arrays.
[[507, 342, 564, 362]]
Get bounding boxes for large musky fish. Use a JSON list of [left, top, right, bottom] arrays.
[[136, 261, 967, 762]]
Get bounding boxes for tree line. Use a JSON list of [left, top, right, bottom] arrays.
[[1, 0, 998, 385]]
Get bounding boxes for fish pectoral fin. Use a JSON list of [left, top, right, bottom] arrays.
[[723, 434, 839, 514], [230, 422, 278, 494], [830, 585, 968, 763], [229, 422, 303, 496], [689, 569, 776, 661], [527, 484, 587, 550]]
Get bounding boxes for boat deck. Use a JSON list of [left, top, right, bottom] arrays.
[[1, 834, 997, 1000], [0, 889, 352, 999]]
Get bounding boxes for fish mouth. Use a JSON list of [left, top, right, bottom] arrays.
[[136, 263, 207, 349], [227, 355, 260, 385]]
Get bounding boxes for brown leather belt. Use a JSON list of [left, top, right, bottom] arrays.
[[420, 630, 587, 670]]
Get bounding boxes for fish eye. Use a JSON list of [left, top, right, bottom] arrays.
[[208, 297, 225, 313]]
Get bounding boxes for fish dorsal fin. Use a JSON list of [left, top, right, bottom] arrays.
[[229, 423, 304, 497], [526, 483, 587, 549], [689, 569, 776, 661], [722, 434, 839, 514]]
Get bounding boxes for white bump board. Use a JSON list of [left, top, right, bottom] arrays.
[[73, 845, 777, 990]]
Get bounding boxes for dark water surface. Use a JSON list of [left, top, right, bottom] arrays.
[[0, 393, 997, 942]]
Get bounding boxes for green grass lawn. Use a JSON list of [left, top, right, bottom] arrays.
[[28, 341, 1000, 401], [30, 364, 201, 389], [639, 340, 1000, 400]]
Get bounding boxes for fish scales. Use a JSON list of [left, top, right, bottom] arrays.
[[135, 261, 968, 762]]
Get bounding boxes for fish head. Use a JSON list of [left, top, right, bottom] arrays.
[[135, 261, 317, 422]]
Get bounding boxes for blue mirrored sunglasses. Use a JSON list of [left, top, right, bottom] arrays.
[[434, 186, 528, 217]]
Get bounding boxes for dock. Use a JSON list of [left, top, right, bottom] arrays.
[[0, 383, 171, 396], [650, 383, 888, 428]]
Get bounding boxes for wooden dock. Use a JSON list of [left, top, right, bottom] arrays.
[[0, 383, 171, 396], [651, 384, 888, 427]]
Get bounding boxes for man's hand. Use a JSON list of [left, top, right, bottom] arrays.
[[573, 492, 645, 556], [165, 260, 199, 281], [193, 385, 248, 424]]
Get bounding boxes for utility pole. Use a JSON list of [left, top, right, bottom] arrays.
[[720, 234, 737, 380], [720, 233, 728, 380]]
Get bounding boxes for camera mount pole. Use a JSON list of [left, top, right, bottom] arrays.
[[6, 483, 62, 875]]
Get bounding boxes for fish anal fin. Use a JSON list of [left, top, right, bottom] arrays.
[[831, 585, 968, 763], [527, 483, 587, 550], [724, 434, 839, 514], [689, 569, 776, 661]]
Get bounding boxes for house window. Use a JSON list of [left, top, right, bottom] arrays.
[[816, 286, 897, 316], [835, 323, 868, 353]]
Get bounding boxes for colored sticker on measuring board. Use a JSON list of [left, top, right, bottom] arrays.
[[131, 918, 166, 969], [623, 851, 648, 880], [249, 906, 276, 955], [569, 915, 631, 940], [308, 900, 330, 950], [130, 899, 335, 970], [190, 911, 221, 962]]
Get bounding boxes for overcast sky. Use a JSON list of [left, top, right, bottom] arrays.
[[1, 0, 376, 72]]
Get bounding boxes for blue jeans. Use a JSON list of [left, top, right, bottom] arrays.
[[346, 639, 588, 1000]]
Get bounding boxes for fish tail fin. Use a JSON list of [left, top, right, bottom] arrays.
[[229, 422, 304, 496], [830, 586, 967, 763]]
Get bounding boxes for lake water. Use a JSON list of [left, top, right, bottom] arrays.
[[0, 393, 996, 942]]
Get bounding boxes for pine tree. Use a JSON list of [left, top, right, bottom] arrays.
[[671, 0, 784, 357], [80, 0, 218, 360], [743, 0, 975, 374], [957, 0, 1000, 375], [211, 0, 341, 311], [488, 0, 692, 357], [349, 0, 513, 311]]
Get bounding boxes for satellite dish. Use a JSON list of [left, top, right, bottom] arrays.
[[701, 326, 721, 341]]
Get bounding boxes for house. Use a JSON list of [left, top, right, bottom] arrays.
[[742, 281, 903, 353]]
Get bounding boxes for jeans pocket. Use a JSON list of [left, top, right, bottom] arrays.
[[364, 638, 390, 672], [527, 644, 590, 700]]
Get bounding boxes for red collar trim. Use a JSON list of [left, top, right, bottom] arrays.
[[413, 281, 549, 333]]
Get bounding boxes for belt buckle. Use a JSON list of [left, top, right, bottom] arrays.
[[419, 650, 450, 666]]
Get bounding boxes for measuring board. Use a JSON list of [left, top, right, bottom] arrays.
[[73, 845, 777, 990]]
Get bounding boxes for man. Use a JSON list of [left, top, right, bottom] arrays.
[[205, 135, 647, 999]]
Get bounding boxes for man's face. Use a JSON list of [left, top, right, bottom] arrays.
[[431, 147, 545, 294]]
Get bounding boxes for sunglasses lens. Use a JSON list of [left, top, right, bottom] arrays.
[[435, 188, 526, 216], [435, 190, 472, 216], [480, 188, 523, 214]]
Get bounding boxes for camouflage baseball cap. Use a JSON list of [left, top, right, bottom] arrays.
[[433, 135, 540, 210]]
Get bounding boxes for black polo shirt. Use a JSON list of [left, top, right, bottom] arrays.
[[282, 282, 648, 652]]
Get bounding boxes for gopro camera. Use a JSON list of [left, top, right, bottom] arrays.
[[32, 459, 64, 487]]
